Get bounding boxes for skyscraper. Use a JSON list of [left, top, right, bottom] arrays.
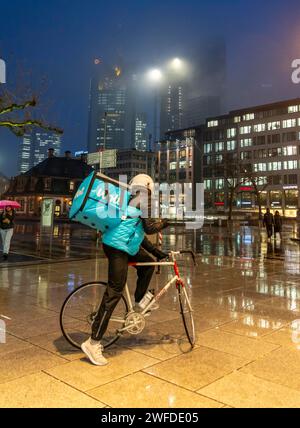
[[160, 79, 186, 138], [87, 64, 137, 153], [135, 113, 148, 151], [18, 131, 61, 174]]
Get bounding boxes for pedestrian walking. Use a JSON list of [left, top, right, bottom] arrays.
[[0, 206, 15, 261], [274, 210, 283, 240], [263, 208, 274, 240]]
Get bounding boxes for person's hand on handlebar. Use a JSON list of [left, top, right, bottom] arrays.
[[154, 248, 169, 261]]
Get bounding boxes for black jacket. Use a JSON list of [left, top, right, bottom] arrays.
[[0, 212, 14, 230], [263, 213, 274, 227]]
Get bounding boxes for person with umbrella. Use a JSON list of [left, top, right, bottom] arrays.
[[0, 201, 19, 261]]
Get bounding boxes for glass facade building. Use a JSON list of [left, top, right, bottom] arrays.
[[157, 128, 202, 219], [135, 113, 148, 151], [87, 66, 137, 153], [18, 132, 61, 174], [202, 98, 300, 217]]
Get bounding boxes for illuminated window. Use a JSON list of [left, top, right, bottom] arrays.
[[268, 162, 282, 171], [216, 154, 223, 164], [240, 126, 252, 135], [207, 120, 218, 128], [204, 155, 212, 165], [204, 179, 212, 190], [215, 142, 224, 152], [268, 121, 280, 131], [257, 177, 268, 185], [204, 143, 213, 154], [215, 179, 224, 190], [69, 181, 75, 191], [243, 113, 255, 121], [240, 138, 252, 148], [288, 105, 298, 113], [283, 160, 298, 170], [234, 116, 241, 123], [283, 146, 297, 156], [283, 119, 297, 128], [240, 151, 251, 160], [227, 128, 236, 138], [227, 140, 236, 151], [254, 163, 267, 172], [254, 123, 266, 132]]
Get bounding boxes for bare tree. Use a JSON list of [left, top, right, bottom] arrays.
[[0, 92, 63, 136], [0, 64, 63, 136], [216, 153, 243, 220], [242, 163, 268, 220]]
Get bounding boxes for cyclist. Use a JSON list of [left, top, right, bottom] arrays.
[[81, 174, 169, 366]]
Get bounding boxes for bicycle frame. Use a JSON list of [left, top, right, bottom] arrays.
[[110, 252, 186, 332], [60, 250, 196, 349]]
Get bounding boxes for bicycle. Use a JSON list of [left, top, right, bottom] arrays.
[[60, 250, 196, 351]]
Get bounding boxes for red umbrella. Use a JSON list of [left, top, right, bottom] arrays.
[[0, 200, 21, 209]]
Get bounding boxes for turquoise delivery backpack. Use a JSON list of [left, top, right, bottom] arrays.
[[69, 172, 134, 232], [69, 172, 145, 255]]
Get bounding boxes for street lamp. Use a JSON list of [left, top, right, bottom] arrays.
[[147, 68, 163, 83], [170, 58, 182, 70]]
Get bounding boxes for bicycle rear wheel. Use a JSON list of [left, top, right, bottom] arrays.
[[178, 283, 196, 348], [60, 281, 129, 350]]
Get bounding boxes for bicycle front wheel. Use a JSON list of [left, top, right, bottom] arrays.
[[60, 281, 129, 350], [178, 284, 196, 348]]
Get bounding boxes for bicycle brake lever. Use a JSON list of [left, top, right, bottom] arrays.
[[179, 250, 197, 266]]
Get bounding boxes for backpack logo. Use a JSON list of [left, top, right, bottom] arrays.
[[74, 187, 85, 199]]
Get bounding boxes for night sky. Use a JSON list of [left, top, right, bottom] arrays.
[[1, 0, 300, 177]]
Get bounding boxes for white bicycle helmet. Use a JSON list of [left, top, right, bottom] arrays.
[[129, 174, 154, 194]]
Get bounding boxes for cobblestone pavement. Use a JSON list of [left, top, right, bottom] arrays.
[[1, 224, 300, 407]]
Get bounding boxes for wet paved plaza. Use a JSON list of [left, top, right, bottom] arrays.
[[2, 223, 300, 407]]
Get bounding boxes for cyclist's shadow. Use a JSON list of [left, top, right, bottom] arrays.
[[53, 335, 83, 356], [117, 330, 193, 354]]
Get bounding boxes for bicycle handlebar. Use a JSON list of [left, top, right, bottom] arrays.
[[168, 250, 197, 266]]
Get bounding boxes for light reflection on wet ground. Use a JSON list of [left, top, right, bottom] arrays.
[[3, 221, 300, 265], [1, 222, 300, 406]]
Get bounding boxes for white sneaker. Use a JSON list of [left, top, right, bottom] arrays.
[[81, 338, 108, 366], [134, 301, 159, 316]]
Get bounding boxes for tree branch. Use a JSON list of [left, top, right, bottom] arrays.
[[0, 99, 37, 116], [0, 119, 63, 135]]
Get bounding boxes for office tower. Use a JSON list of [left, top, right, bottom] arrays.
[[191, 38, 227, 109], [87, 64, 137, 153], [202, 98, 300, 216], [135, 113, 148, 151], [18, 131, 61, 174], [160, 79, 186, 139]]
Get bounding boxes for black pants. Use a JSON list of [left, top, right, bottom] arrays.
[[91, 244, 155, 341], [266, 225, 273, 238]]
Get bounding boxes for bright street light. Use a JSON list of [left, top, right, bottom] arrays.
[[147, 68, 163, 83], [171, 58, 183, 70]]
